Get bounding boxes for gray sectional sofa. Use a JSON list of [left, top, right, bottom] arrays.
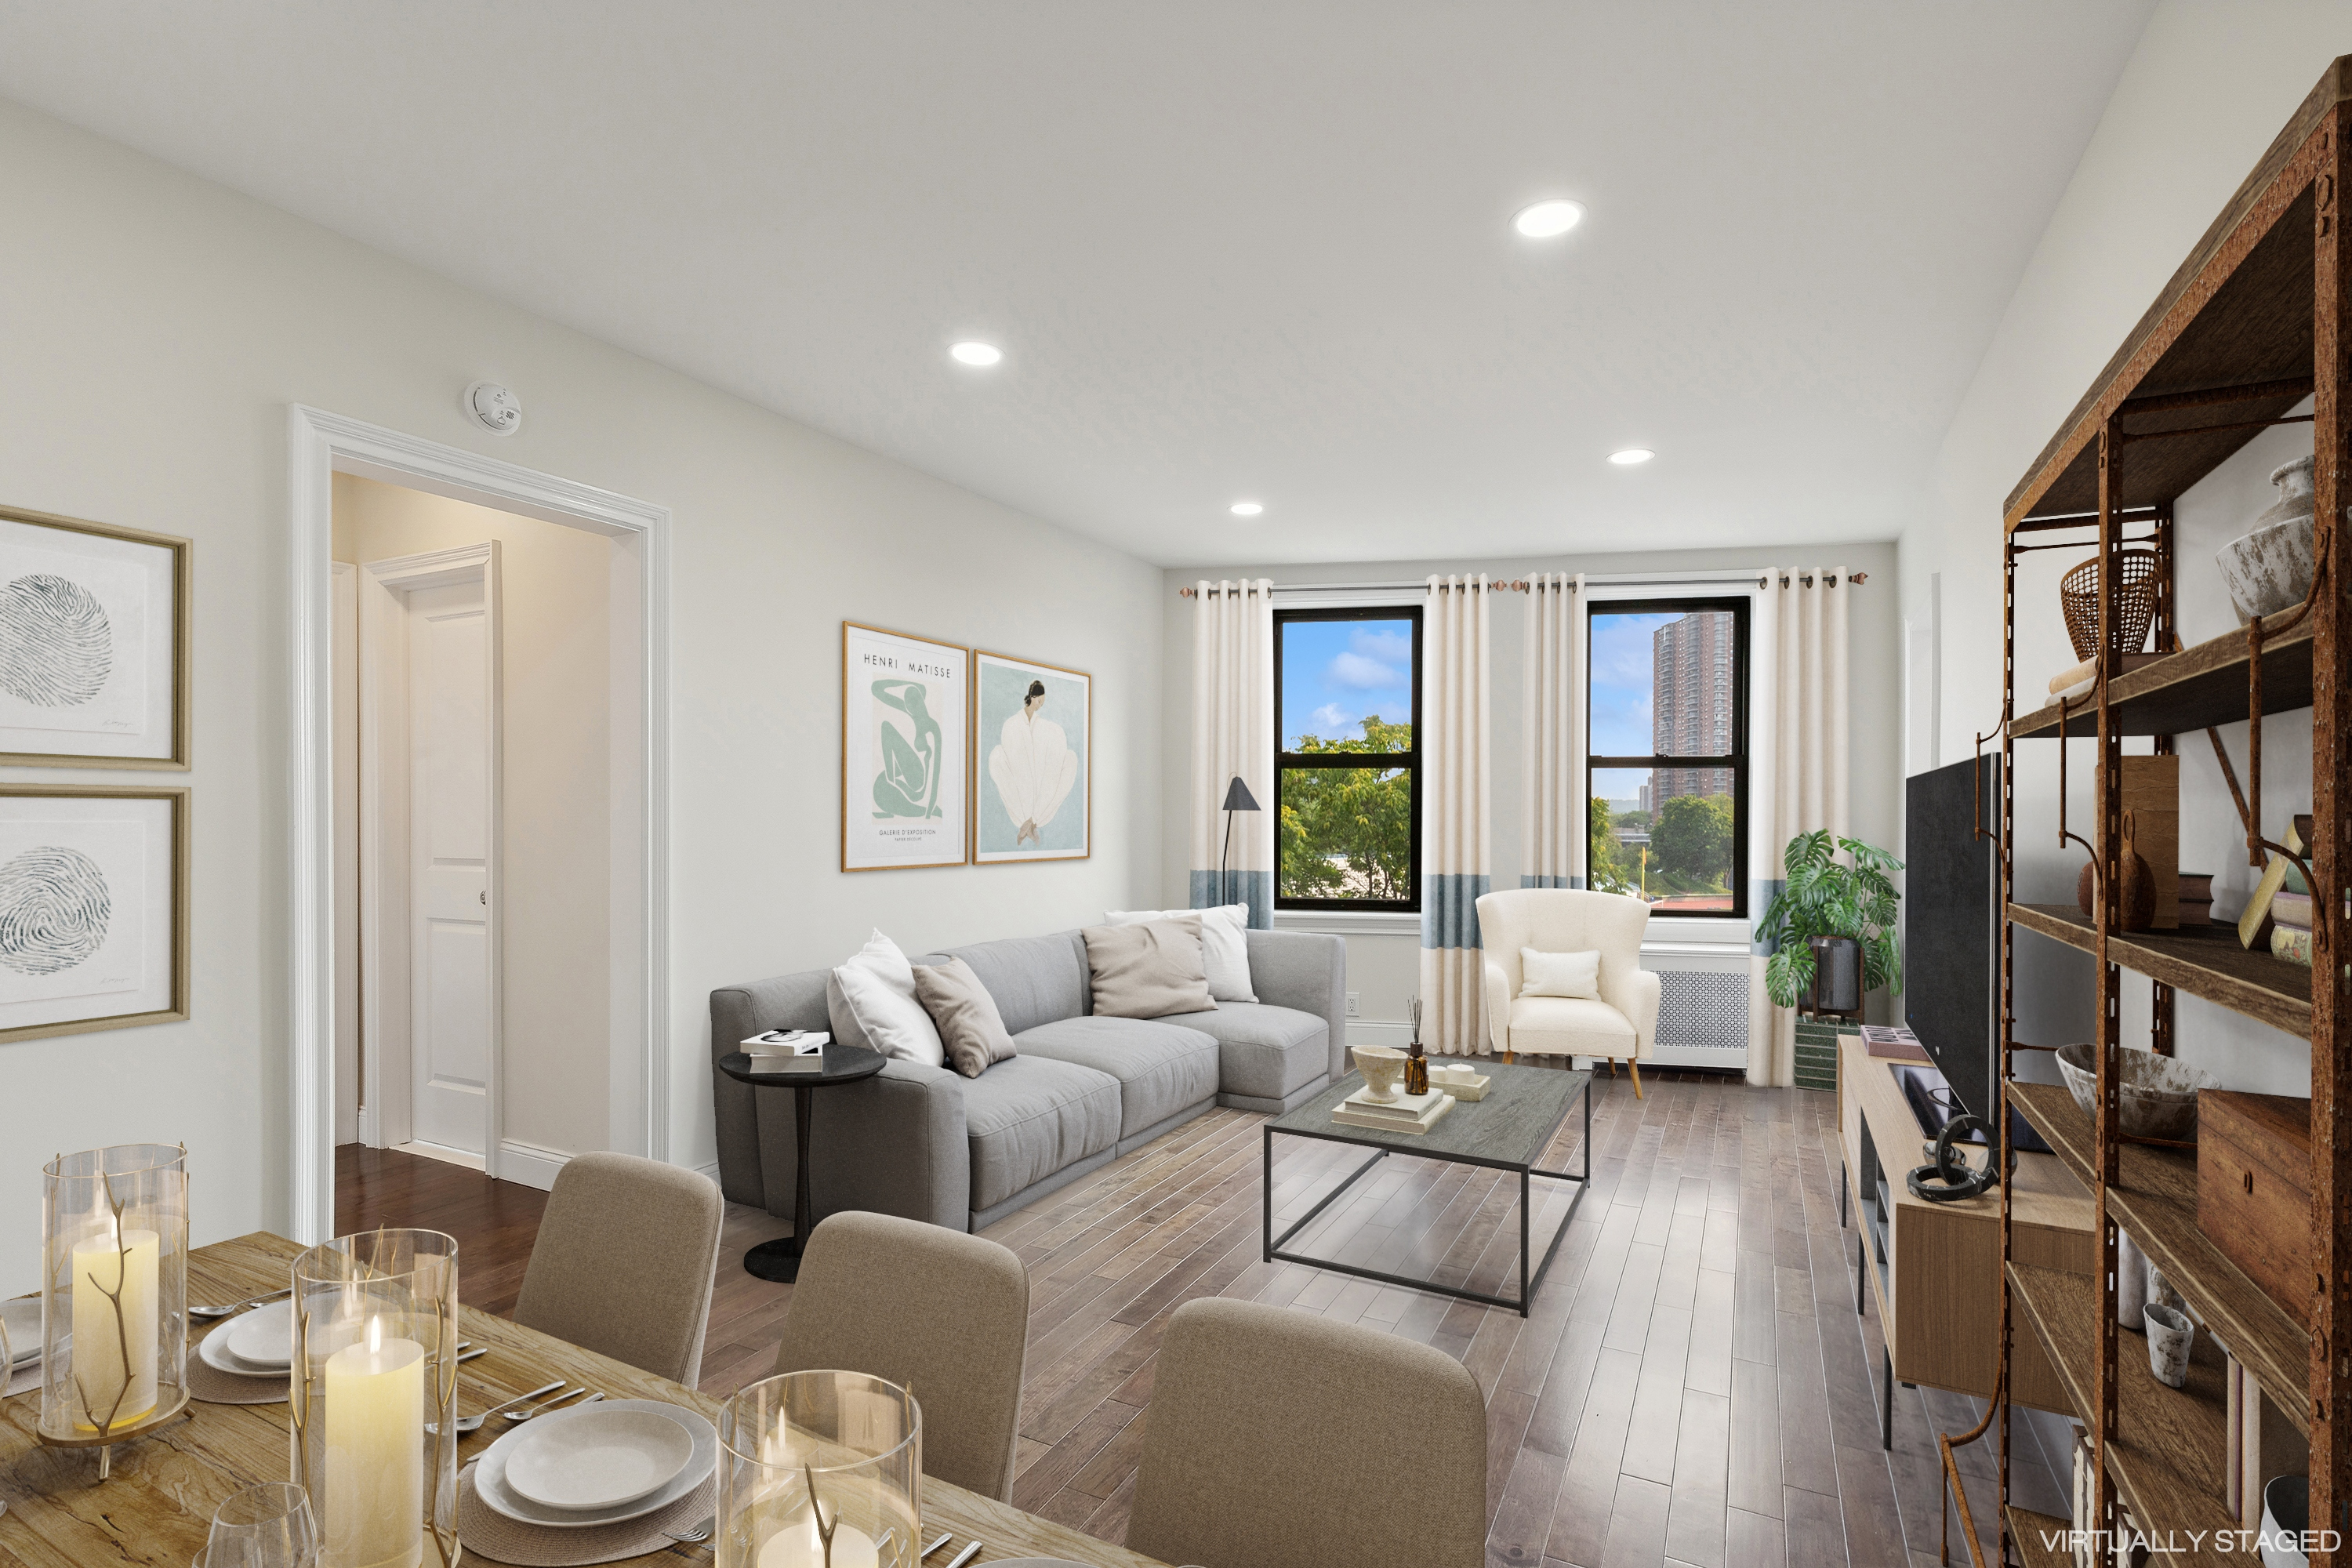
[[710, 927, 1346, 1232]]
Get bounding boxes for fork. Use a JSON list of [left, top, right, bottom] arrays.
[[190, 1288, 292, 1320], [662, 1514, 713, 1544]]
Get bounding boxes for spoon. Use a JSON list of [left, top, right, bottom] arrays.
[[504, 1385, 600, 1422], [429, 1377, 563, 1436]]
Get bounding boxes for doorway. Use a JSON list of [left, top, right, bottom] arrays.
[[290, 406, 671, 1243]]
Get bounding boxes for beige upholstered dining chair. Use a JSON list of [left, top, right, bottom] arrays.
[[511, 1152, 726, 1387], [1127, 1298, 1486, 1568], [770, 1210, 1029, 1501], [1475, 887, 1661, 1097]]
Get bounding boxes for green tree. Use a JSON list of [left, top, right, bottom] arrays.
[[1278, 716, 1414, 901], [1651, 794, 1733, 886], [1588, 795, 1628, 893]]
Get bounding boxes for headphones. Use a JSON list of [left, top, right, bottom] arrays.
[[1907, 1114, 2003, 1203]]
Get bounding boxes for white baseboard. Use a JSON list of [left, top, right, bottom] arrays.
[[392, 1140, 483, 1172], [495, 1140, 572, 1192], [1345, 1021, 1417, 1048]]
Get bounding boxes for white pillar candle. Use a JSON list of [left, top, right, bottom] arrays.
[[69, 1222, 158, 1431], [322, 1316, 426, 1568], [756, 1514, 880, 1568]]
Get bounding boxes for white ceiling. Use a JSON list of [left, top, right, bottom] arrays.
[[0, 2, 2153, 566]]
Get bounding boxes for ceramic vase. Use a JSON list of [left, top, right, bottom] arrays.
[[2217, 455, 2317, 623]]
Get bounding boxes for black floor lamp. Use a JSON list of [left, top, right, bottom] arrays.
[[1220, 775, 1261, 906]]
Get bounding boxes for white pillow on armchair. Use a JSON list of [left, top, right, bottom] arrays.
[[1519, 947, 1602, 1000]]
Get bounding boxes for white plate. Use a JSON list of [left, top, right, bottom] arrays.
[[2, 1298, 45, 1365], [198, 1323, 285, 1379], [505, 1406, 694, 1511], [476, 1399, 717, 1529], [223, 1299, 293, 1370]]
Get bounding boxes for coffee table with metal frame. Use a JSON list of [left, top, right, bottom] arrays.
[[1262, 1060, 1592, 1318]]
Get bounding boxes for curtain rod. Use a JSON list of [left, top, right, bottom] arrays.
[[1178, 571, 1868, 597]]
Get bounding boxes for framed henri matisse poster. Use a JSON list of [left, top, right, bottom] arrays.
[[973, 650, 1090, 864], [842, 622, 970, 872], [0, 505, 191, 770]]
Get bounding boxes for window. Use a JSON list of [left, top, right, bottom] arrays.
[[1587, 597, 1748, 916], [1275, 606, 1421, 911]]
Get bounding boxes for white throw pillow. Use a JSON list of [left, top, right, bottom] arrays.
[[826, 929, 946, 1068], [1104, 904, 1255, 1003], [1520, 947, 1602, 1000]]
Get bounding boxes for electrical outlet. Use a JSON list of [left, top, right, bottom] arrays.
[[1346, 992, 1360, 1018]]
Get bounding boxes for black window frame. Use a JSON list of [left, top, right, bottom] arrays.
[[1586, 595, 1750, 919], [1273, 604, 1423, 913]]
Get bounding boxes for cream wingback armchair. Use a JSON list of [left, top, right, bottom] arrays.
[[1475, 888, 1662, 1097]]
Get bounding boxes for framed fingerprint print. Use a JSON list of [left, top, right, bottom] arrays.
[[0, 504, 191, 769]]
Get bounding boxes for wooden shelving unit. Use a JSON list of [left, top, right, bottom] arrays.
[[1960, 56, 2352, 1568], [2006, 903, 2311, 1037]]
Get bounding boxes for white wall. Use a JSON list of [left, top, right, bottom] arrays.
[[333, 473, 616, 1168], [1899, 2, 2352, 1094], [1162, 541, 1904, 1032], [0, 97, 1163, 1290]]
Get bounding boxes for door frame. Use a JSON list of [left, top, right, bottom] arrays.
[[358, 543, 504, 1167], [289, 405, 671, 1242]]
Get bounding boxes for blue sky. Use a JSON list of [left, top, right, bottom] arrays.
[[1280, 618, 1414, 748], [1589, 610, 1668, 756]]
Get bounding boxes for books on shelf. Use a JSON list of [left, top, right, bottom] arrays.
[[1332, 1085, 1454, 1135], [742, 1030, 829, 1072], [1860, 1025, 1930, 1063]]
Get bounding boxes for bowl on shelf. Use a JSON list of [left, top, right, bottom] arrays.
[[2261, 1474, 2308, 1568], [2053, 1042, 2216, 1142]]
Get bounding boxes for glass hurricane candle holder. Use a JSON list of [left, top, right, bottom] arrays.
[[290, 1229, 461, 1568], [720, 1370, 920, 1568], [38, 1142, 191, 1471]]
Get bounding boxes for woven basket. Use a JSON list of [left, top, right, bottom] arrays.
[[2059, 548, 2160, 662]]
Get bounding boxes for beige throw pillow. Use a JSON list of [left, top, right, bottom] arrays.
[[1520, 946, 1602, 1000], [1082, 916, 1215, 1018], [910, 956, 1018, 1079]]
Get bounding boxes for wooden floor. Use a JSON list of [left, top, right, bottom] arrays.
[[336, 1071, 2073, 1566]]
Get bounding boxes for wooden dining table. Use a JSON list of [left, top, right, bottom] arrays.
[[0, 1232, 1168, 1568]]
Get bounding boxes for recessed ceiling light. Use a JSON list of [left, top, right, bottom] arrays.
[[1609, 448, 1654, 466], [1512, 199, 1585, 238], [1230, 500, 1264, 517], [949, 341, 1003, 367]]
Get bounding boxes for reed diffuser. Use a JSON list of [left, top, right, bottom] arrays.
[[1406, 998, 1428, 1096]]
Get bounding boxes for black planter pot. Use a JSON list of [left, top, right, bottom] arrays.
[[1806, 935, 1864, 1018]]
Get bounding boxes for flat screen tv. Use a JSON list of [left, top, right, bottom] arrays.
[[1904, 753, 2001, 1124]]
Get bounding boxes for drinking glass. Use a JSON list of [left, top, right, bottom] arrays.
[[205, 1481, 320, 1568]]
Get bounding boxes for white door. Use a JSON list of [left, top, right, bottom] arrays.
[[358, 543, 503, 1172], [408, 579, 494, 1157]]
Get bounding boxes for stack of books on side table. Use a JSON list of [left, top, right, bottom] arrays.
[[1332, 1083, 1454, 1134], [742, 1030, 829, 1071]]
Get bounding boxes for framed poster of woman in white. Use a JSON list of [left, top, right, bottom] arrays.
[[974, 651, 1090, 864], [842, 622, 970, 872], [0, 785, 189, 1045], [0, 505, 191, 769]]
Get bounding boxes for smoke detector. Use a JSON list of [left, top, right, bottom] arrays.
[[463, 381, 522, 435]]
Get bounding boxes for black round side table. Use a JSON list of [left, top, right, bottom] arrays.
[[717, 1042, 887, 1283]]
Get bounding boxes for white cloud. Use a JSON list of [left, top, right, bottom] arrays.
[[1352, 627, 1413, 666], [1311, 702, 1356, 732], [1329, 652, 1403, 689]]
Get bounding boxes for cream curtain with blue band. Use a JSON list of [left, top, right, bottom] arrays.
[[1520, 572, 1584, 889], [1190, 579, 1276, 927], [1420, 575, 1492, 1054], [1747, 567, 1851, 1086]]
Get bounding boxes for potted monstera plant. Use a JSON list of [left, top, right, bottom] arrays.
[[1759, 829, 1903, 1014]]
